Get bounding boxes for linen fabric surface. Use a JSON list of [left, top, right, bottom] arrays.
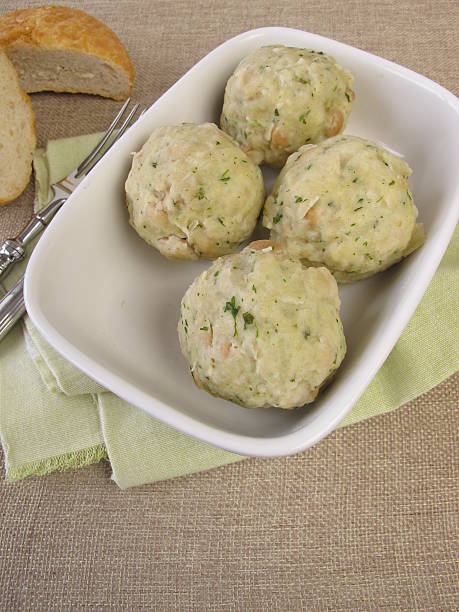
[[0, 0, 458, 608]]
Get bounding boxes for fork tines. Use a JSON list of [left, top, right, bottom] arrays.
[[75, 98, 143, 178]]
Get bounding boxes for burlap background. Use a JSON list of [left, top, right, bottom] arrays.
[[1, 0, 458, 608]]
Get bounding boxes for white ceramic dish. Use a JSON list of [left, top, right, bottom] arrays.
[[25, 27, 459, 457]]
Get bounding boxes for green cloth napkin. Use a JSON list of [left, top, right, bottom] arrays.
[[0, 134, 458, 488]]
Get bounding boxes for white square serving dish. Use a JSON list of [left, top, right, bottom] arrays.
[[25, 27, 459, 457]]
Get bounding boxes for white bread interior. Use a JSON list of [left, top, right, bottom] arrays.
[[7, 44, 132, 100], [0, 51, 36, 205]]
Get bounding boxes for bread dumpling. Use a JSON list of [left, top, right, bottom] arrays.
[[221, 45, 354, 167], [178, 241, 346, 409], [125, 123, 265, 260], [263, 135, 424, 282]]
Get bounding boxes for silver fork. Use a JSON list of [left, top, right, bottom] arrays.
[[0, 98, 142, 341]]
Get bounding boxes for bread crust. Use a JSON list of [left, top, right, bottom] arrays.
[[0, 5, 134, 99], [0, 50, 36, 206]]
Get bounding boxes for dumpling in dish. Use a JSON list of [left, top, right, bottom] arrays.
[[220, 45, 354, 167], [263, 135, 424, 282], [178, 241, 346, 409], [125, 123, 265, 259]]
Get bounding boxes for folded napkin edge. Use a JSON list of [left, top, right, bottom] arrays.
[[5, 443, 107, 483]]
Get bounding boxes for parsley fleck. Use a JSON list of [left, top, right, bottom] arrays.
[[354, 206, 363, 212], [224, 296, 240, 337], [214, 271, 219, 277], [252, 284, 257, 293], [352, 177, 358, 183], [389, 180, 395, 186], [151, 161, 157, 168], [273, 212, 283, 224], [195, 186, 205, 200], [274, 107, 279, 117], [218, 217, 225, 226], [299, 108, 311, 124], [304, 327, 311, 339], [295, 195, 303, 203], [200, 326, 209, 331], [216, 140, 221, 145], [243, 312, 254, 329], [345, 92, 351, 102], [219, 169, 230, 183]]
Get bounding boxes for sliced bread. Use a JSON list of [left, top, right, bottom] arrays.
[[0, 50, 36, 205], [0, 5, 134, 101]]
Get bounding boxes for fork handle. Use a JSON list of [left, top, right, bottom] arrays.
[[0, 277, 26, 341], [0, 197, 66, 282], [0, 239, 26, 278]]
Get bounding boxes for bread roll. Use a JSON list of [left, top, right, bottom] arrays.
[[0, 51, 36, 205], [0, 5, 134, 100]]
